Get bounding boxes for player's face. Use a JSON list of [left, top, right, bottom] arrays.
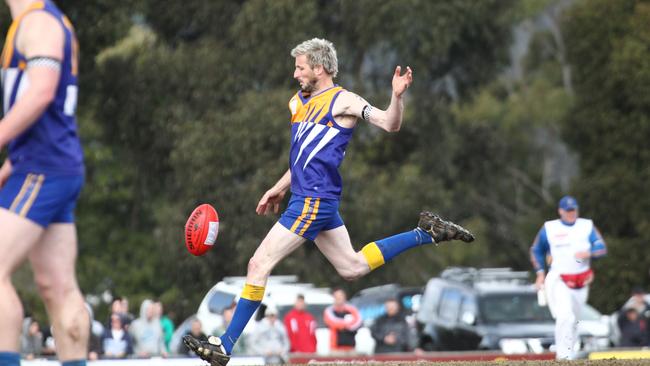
[[294, 55, 318, 93], [558, 208, 578, 224]]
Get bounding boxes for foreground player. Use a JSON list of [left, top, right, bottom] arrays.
[[184, 38, 474, 365], [0, 1, 87, 366], [530, 196, 607, 360]]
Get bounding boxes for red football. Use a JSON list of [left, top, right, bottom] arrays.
[[184, 203, 219, 256]]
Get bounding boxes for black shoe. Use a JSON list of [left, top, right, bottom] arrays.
[[183, 335, 230, 366], [418, 211, 475, 243]]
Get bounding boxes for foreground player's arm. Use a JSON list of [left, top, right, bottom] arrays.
[[0, 159, 11, 188], [336, 66, 413, 132], [256, 169, 291, 215], [530, 227, 550, 289], [0, 12, 64, 148]]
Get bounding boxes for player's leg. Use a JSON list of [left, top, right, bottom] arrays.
[[28, 223, 89, 364], [314, 225, 371, 280], [221, 222, 306, 354], [549, 280, 576, 359], [0, 209, 44, 364], [315, 211, 473, 279], [569, 287, 589, 357]]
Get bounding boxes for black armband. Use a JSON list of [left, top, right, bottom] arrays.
[[26, 56, 62, 71], [362, 105, 374, 121]]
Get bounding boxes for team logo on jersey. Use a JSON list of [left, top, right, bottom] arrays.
[[293, 121, 340, 170]]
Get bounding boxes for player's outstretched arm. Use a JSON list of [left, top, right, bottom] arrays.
[[0, 12, 63, 148], [256, 169, 291, 215], [335, 66, 413, 132]]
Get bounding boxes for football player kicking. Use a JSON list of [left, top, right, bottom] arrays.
[[184, 38, 474, 366]]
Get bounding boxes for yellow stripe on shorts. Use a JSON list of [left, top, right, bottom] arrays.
[[361, 242, 386, 270], [9, 173, 34, 212], [290, 197, 312, 232], [19, 174, 44, 217], [241, 283, 265, 301], [298, 198, 320, 236]]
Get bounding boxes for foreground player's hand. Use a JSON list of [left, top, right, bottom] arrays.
[[256, 188, 286, 215], [392, 66, 413, 97]]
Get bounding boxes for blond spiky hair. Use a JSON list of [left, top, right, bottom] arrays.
[[291, 38, 338, 78]]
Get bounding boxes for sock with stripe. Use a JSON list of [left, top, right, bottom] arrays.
[[221, 283, 265, 354], [62, 361, 86, 366], [361, 228, 433, 270], [0, 352, 20, 366]]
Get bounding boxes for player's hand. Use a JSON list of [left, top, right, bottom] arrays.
[[534, 272, 545, 290], [0, 159, 12, 188], [392, 66, 413, 97], [256, 188, 286, 215], [574, 251, 591, 260]]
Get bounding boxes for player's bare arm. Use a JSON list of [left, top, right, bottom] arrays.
[[0, 11, 63, 148], [0, 159, 11, 188], [256, 169, 291, 216], [332, 66, 413, 131]]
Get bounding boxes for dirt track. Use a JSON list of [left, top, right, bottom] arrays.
[[288, 361, 650, 366]]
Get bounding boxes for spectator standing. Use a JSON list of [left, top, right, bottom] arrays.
[[85, 303, 103, 361], [101, 314, 133, 359], [620, 286, 650, 346], [178, 319, 208, 356], [323, 288, 362, 352], [249, 305, 289, 364], [153, 301, 174, 353], [530, 196, 607, 360], [284, 294, 317, 353], [129, 299, 167, 357], [371, 298, 412, 353], [618, 308, 647, 347], [20, 319, 42, 360]]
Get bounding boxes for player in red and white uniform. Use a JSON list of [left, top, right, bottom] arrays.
[[530, 196, 607, 360]]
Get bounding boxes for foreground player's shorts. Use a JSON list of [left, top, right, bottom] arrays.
[[0, 173, 84, 227], [279, 194, 344, 241]]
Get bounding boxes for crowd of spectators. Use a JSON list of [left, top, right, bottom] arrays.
[[19, 290, 424, 361]]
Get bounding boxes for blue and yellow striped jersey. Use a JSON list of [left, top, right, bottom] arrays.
[[288, 86, 354, 199], [1, 0, 83, 175]]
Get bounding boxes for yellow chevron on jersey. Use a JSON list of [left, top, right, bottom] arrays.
[[289, 86, 343, 126], [287, 86, 354, 199]]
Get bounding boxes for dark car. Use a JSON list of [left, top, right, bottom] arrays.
[[416, 267, 564, 352], [350, 283, 423, 326]]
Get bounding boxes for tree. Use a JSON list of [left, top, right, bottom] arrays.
[[561, 0, 650, 311]]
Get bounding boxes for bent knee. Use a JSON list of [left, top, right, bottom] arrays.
[[337, 261, 367, 281]]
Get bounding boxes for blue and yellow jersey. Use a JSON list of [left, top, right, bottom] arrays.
[[1, 0, 83, 175], [288, 86, 354, 199]]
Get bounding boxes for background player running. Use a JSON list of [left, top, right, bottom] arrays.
[[530, 195, 607, 360], [184, 38, 474, 366], [0, 1, 88, 366]]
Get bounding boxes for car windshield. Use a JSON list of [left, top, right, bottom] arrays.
[[208, 290, 237, 314], [480, 293, 553, 323]]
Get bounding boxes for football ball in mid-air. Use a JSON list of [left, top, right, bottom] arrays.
[[184, 203, 219, 256]]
